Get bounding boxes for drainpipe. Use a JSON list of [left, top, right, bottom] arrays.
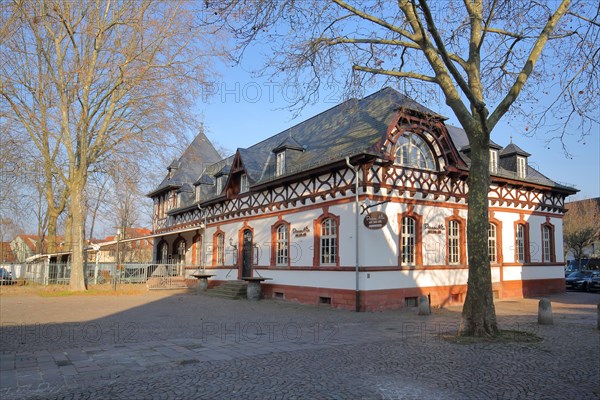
[[197, 204, 207, 274], [345, 157, 360, 312]]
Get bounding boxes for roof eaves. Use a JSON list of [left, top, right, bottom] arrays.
[[146, 183, 181, 198]]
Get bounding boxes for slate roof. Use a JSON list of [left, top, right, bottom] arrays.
[[147, 131, 221, 197], [229, 87, 442, 184], [272, 135, 304, 152], [158, 87, 576, 214], [500, 142, 531, 157], [448, 125, 573, 190]]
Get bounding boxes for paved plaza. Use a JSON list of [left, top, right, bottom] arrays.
[[1, 289, 599, 399]]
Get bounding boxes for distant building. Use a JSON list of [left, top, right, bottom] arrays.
[[0, 242, 17, 264], [148, 88, 576, 310], [564, 197, 600, 260], [10, 235, 65, 262], [92, 227, 153, 263]]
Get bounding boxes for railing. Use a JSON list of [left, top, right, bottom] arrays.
[[146, 263, 188, 290], [4, 261, 209, 288], [8, 262, 182, 286]]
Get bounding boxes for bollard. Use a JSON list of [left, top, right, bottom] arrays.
[[538, 298, 553, 325], [418, 295, 430, 316], [197, 278, 208, 294]]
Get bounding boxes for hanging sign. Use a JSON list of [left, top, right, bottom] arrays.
[[363, 211, 388, 230]]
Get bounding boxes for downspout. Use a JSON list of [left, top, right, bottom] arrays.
[[345, 157, 360, 312], [197, 204, 207, 274]]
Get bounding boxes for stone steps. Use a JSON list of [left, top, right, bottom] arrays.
[[206, 280, 247, 299]]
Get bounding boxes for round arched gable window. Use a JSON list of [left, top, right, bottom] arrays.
[[394, 132, 436, 171]]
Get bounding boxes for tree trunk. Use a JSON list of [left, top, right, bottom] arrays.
[[460, 125, 499, 337], [47, 208, 59, 254], [69, 177, 87, 291]]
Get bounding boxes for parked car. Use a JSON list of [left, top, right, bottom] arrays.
[[588, 274, 600, 292], [565, 270, 600, 292], [0, 268, 16, 285], [565, 258, 600, 277]]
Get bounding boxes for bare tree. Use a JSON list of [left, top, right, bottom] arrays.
[[213, 0, 599, 336], [1, 0, 224, 290], [564, 199, 600, 263]]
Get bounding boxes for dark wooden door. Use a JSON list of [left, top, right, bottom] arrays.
[[242, 230, 253, 278]]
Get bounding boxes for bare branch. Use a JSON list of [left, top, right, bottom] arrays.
[[487, 0, 572, 131], [352, 64, 437, 82], [331, 0, 417, 42]]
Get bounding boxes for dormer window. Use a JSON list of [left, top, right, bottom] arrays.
[[276, 151, 286, 177], [167, 159, 179, 179], [490, 149, 498, 174], [517, 156, 527, 178], [216, 176, 224, 194], [394, 132, 436, 171], [240, 174, 249, 193]]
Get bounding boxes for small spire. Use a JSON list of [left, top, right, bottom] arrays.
[[509, 135, 513, 143]]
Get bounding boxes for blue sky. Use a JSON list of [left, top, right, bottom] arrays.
[[195, 60, 599, 201]]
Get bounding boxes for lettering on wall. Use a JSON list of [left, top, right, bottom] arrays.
[[292, 226, 310, 237], [424, 223, 445, 234]]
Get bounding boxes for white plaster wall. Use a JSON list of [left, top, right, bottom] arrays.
[[495, 211, 520, 263], [553, 217, 565, 263], [286, 210, 318, 267], [492, 211, 565, 265], [357, 201, 400, 267], [362, 269, 469, 290], [256, 269, 356, 289], [256, 268, 470, 291], [348, 201, 465, 267], [491, 266, 501, 283], [527, 214, 546, 263], [503, 265, 564, 281]]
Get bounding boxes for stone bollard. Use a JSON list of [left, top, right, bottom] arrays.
[[538, 298, 553, 325], [418, 295, 430, 316], [247, 281, 261, 301], [197, 278, 208, 294]]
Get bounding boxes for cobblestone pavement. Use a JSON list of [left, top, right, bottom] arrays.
[[1, 290, 599, 399]]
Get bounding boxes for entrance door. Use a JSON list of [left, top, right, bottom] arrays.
[[242, 229, 253, 278]]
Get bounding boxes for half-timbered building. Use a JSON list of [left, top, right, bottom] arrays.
[[148, 88, 576, 310]]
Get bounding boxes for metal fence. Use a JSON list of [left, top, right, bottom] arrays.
[[0, 262, 191, 287]]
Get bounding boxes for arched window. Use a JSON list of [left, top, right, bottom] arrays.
[[215, 233, 225, 266], [394, 132, 436, 170], [159, 241, 169, 264], [313, 213, 340, 267], [275, 224, 289, 266], [398, 209, 422, 267], [516, 224, 526, 263], [542, 223, 555, 263], [448, 220, 461, 264], [401, 217, 416, 265], [320, 218, 337, 265], [515, 223, 529, 263], [192, 234, 202, 266], [488, 223, 497, 263], [173, 238, 186, 265]]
